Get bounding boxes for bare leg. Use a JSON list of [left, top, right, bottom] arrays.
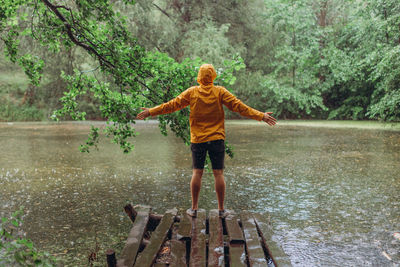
[[213, 169, 225, 211], [191, 169, 203, 210]]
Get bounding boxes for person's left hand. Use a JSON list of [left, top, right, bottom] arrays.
[[262, 112, 277, 126], [136, 107, 150, 120]]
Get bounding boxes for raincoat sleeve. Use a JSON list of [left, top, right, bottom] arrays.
[[221, 87, 264, 121], [149, 88, 191, 116]]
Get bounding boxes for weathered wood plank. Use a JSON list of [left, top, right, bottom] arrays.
[[225, 212, 245, 244], [229, 243, 247, 267], [253, 213, 292, 267], [208, 209, 224, 267], [170, 239, 187, 267], [177, 211, 192, 241], [189, 209, 206, 267], [240, 211, 267, 267], [135, 208, 178, 267], [117, 206, 151, 267], [226, 211, 247, 267]]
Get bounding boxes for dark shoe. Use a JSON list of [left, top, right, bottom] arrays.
[[186, 208, 197, 218], [218, 209, 230, 218]]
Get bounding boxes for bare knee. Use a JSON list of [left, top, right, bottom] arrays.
[[212, 169, 224, 178], [193, 168, 204, 178]]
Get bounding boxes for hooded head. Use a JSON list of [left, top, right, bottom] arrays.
[[197, 64, 217, 87]]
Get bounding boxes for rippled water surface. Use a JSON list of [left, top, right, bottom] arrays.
[[0, 121, 399, 266]]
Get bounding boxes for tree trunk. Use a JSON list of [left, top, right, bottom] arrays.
[[317, 0, 328, 83], [384, 8, 389, 43], [21, 84, 36, 106]]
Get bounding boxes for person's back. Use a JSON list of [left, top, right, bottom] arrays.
[[188, 84, 226, 142]]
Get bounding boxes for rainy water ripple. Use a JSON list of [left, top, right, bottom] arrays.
[[0, 121, 399, 266]]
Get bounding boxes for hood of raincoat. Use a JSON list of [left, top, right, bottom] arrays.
[[197, 64, 217, 87]]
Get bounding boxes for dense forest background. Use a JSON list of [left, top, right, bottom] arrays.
[[1, 0, 399, 122]]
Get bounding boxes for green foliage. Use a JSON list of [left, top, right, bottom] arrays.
[[1, 0, 400, 152], [0, 207, 57, 266], [261, 0, 327, 118], [0, 101, 44, 121], [0, 0, 246, 154], [367, 46, 400, 121]]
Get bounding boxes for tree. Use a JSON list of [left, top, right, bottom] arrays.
[[259, 0, 326, 118], [0, 0, 243, 154], [321, 0, 400, 121]]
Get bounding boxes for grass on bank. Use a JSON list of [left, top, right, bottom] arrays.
[[0, 68, 46, 122], [227, 119, 400, 131]]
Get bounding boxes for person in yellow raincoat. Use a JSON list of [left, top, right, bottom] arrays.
[[137, 64, 276, 218]]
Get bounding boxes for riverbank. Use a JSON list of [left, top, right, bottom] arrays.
[[2, 119, 400, 131], [228, 119, 400, 131]]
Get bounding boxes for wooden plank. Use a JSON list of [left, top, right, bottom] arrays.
[[229, 243, 247, 267], [226, 211, 247, 267], [240, 211, 267, 266], [208, 209, 224, 266], [225, 212, 245, 244], [135, 208, 178, 267], [177, 211, 192, 241], [189, 209, 206, 267], [117, 206, 151, 267], [170, 239, 187, 267], [253, 213, 292, 267]]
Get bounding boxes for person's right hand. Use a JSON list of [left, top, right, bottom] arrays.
[[262, 112, 277, 126], [136, 108, 150, 120]]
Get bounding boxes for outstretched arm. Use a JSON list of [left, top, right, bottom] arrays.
[[222, 88, 277, 126], [136, 88, 192, 120]]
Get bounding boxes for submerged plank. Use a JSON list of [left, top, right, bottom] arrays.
[[240, 211, 267, 267], [135, 208, 178, 267], [253, 213, 292, 267], [208, 209, 224, 267], [189, 209, 206, 267], [117, 206, 151, 267], [170, 239, 187, 267]]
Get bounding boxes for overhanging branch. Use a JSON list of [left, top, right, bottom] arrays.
[[40, 0, 115, 69]]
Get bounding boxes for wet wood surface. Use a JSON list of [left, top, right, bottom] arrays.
[[208, 209, 224, 266], [134, 208, 177, 267], [240, 211, 268, 267], [109, 205, 292, 267], [177, 211, 192, 241], [189, 209, 206, 267], [117, 205, 151, 267], [253, 213, 292, 267], [226, 212, 245, 244], [169, 239, 187, 267]]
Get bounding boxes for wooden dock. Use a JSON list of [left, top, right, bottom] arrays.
[[106, 204, 292, 267]]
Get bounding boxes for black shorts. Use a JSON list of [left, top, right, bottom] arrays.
[[191, 139, 225, 170]]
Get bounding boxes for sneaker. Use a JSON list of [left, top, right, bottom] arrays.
[[218, 209, 230, 218], [186, 208, 197, 218]]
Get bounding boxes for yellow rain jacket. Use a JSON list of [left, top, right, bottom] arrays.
[[149, 64, 264, 143]]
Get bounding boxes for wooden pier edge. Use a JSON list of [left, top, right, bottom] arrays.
[[107, 204, 292, 267]]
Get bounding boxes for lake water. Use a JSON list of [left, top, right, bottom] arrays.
[[0, 121, 399, 266]]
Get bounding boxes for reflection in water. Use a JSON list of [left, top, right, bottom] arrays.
[[0, 121, 399, 266]]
